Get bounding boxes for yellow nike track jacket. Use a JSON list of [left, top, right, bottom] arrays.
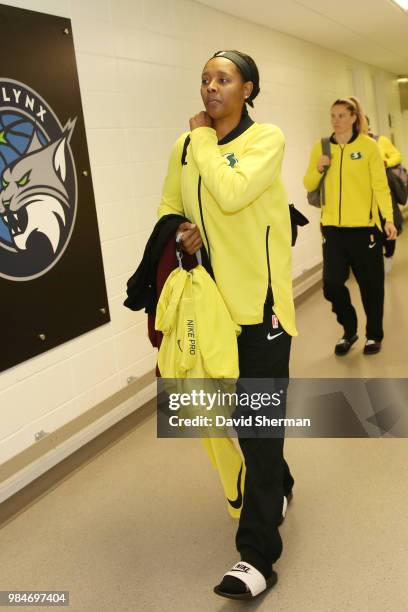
[[304, 133, 393, 229], [156, 265, 244, 518], [158, 123, 297, 336], [155, 265, 240, 378]]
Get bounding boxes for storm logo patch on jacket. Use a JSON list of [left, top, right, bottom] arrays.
[[223, 152, 238, 167], [350, 152, 363, 160]]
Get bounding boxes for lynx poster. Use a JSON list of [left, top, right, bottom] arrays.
[[0, 4, 110, 372]]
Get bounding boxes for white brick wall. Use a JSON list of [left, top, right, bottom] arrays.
[[0, 0, 404, 467]]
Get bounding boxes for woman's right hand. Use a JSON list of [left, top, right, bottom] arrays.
[[317, 155, 331, 173], [176, 222, 203, 255]]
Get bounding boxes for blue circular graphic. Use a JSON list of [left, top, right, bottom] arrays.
[[0, 79, 78, 281], [0, 113, 48, 244]]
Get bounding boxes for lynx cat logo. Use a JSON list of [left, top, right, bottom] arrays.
[[223, 152, 238, 168], [0, 79, 78, 281]]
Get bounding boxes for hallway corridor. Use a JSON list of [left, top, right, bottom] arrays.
[[1, 232, 407, 611]]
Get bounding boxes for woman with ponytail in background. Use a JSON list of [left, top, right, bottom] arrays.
[[304, 97, 397, 355]]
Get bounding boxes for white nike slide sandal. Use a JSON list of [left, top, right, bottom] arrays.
[[213, 561, 277, 600]]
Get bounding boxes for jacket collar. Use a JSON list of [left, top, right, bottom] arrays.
[[217, 107, 254, 145], [330, 131, 359, 145]]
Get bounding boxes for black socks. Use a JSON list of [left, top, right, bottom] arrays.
[[217, 575, 248, 595]]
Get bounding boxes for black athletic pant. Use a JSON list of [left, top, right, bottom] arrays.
[[381, 193, 399, 258], [322, 226, 385, 342], [235, 306, 294, 578]]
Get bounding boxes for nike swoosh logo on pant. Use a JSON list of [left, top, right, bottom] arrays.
[[267, 331, 284, 341], [227, 463, 243, 509]]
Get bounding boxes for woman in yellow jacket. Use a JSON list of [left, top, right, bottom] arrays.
[[158, 50, 296, 600], [366, 115, 403, 271], [304, 97, 397, 355]]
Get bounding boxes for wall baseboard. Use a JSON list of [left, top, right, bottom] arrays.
[[294, 262, 322, 301], [0, 381, 156, 505]]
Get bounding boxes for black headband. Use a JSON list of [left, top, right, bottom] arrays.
[[212, 50, 253, 83], [211, 51, 258, 107], [213, 51, 259, 108]]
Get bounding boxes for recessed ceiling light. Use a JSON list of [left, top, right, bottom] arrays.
[[390, 0, 408, 10], [397, 76, 408, 82]]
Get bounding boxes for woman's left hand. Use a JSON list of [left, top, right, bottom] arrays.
[[189, 111, 213, 131], [384, 221, 398, 240]]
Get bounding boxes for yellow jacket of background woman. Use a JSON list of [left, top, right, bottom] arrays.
[[158, 123, 297, 335], [304, 133, 393, 229], [376, 135, 402, 168]]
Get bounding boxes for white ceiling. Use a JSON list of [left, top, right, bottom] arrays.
[[198, 0, 408, 75]]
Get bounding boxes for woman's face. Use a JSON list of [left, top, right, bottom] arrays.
[[201, 57, 252, 120], [331, 104, 357, 134]]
